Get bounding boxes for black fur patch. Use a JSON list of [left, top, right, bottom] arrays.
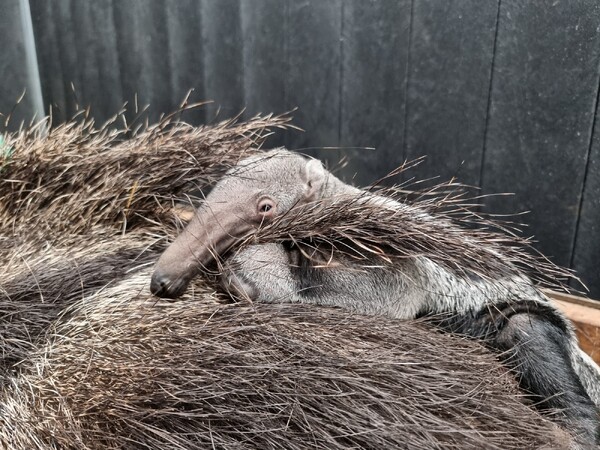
[[419, 300, 571, 339]]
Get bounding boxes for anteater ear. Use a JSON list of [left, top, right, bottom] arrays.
[[302, 159, 326, 201]]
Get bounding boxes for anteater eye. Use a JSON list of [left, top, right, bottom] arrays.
[[257, 198, 276, 216]]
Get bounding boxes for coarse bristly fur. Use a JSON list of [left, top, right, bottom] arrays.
[[0, 108, 585, 449], [0, 105, 292, 235], [0, 266, 571, 450]]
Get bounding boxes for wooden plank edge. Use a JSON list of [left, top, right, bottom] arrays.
[[544, 289, 600, 310], [546, 290, 600, 365]]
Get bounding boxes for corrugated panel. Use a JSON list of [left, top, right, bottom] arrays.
[[481, 0, 600, 271], [338, 0, 411, 186], [572, 92, 600, 296], [240, 0, 286, 146], [405, 0, 499, 187], [284, 0, 343, 159]]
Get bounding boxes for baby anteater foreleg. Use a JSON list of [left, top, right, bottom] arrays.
[[493, 312, 599, 445], [428, 303, 600, 446]]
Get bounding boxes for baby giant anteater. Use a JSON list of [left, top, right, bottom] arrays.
[[151, 149, 600, 447]]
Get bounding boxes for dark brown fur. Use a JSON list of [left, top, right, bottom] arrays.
[[0, 266, 570, 449]]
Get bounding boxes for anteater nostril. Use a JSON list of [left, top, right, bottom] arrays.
[[150, 273, 170, 296], [150, 272, 189, 299]]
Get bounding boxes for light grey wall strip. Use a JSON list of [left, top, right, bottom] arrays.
[[19, 0, 44, 120]]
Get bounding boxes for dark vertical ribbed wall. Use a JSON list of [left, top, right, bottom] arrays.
[[3, 0, 600, 298]]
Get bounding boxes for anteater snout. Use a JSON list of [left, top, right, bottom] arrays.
[[150, 271, 188, 299]]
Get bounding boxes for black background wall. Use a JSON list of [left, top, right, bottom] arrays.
[[2, 0, 600, 299]]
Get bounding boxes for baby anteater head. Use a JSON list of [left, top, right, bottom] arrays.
[[150, 149, 350, 298]]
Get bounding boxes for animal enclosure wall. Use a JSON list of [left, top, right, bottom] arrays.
[[2, 0, 600, 298]]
